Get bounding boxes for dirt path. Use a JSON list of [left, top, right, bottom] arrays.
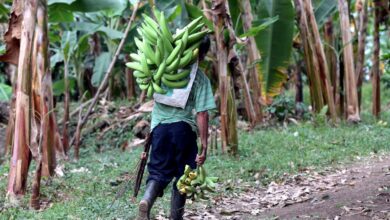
[[183, 154, 390, 220]]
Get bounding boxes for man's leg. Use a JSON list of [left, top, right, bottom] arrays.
[[137, 180, 164, 220], [169, 122, 198, 220], [137, 124, 175, 220]]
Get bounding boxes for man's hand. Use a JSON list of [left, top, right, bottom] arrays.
[[196, 111, 209, 166], [196, 147, 207, 166]]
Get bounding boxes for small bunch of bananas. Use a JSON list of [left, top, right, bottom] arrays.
[[125, 8, 211, 97], [176, 165, 218, 200]]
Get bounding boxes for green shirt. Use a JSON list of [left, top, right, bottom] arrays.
[[151, 70, 216, 133]]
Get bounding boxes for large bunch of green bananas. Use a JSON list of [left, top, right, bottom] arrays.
[[176, 165, 218, 200], [125, 8, 211, 97]]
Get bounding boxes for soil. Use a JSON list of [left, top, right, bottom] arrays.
[[261, 156, 390, 220], [182, 154, 390, 220]]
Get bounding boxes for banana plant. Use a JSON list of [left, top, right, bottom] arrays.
[[253, 0, 295, 102]]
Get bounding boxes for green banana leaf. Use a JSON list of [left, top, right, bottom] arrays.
[[48, 0, 128, 22], [313, 0, 337, 26], [155, 0, 189, 29], [0, 83, 12, 102], [52, 76, 78, 96], [228, 0, 244, 35], [73, 22, 124, 40], [184, 3, 214, 31], [239, 16, 279, 38], [0, 44, 5, 56], [92, 52, 111, 87], [254, 0, 294, 101]]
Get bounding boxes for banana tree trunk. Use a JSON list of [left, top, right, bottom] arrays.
[[5, 76, 16, 156], [303, 0, 336, 121], [324, 18, 341, 115], [294, 0, 336, 122], [241, 0, 263, 125], [212, 0, 238, 155], [34, 0, 56, 177], [356, 0, 368, 109], [62, 59, 70, 154], [7, 0, 38, 200], [372, 0, 381, 118], [338, 0, 360, 122]]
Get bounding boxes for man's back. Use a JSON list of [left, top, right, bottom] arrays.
[[151, 70, 216, 133]]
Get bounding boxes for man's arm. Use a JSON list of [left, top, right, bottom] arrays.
[[196, 111, 209, 165]]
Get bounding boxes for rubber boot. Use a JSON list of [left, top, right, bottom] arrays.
[[170, 181, 186, 220], [136, 180, 163, 220]]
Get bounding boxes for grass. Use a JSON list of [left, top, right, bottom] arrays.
[[0, 84, 390, 219]]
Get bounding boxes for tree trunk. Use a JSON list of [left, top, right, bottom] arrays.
[[355, 0, 368, 110], [294, 61, 304, 117], [324, 18, 340, 115], [7, 0, 37, 200], [211, 0, 238, 155], [62, 60, 70, 154], [372, 0, 381, 118], [240, 0, 263, 125], [303, 0, 337, 122], [34, 0, 56, 177], [294, 0, 337, 122], [338, 0, 360, 122]]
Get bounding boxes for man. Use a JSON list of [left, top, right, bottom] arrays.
[[137, 36, 216, 220]]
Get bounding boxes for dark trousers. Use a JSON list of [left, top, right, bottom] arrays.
[[147, 121, 198, 189]]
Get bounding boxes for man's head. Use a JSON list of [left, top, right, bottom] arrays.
[[198, 35, 210, 61]]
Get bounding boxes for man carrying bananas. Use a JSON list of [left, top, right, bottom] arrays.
[[136, 36, 216, 220]]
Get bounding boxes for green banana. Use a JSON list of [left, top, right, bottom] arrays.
[[162, 36, 174, 53], [166, 40, 183, 65], [126, 62, 143, 72], [140, 53, 151, 76], [183, 41, 202, 55], [190, 23, 204, 35], [184, 186, 196, 194], [147, 84, 154, 97], [152, 6, 161, 21], [159, 12, 174, 43], [157, 38, 165, 58], [189, 172, 197, 180], [133, 70, 148, 78], [153, 60, 166, 81], [141, 23, 158, 42], [185, 178, 191, 185], [189, 48, 199, 64], [199, 166, 206, 184], [155, 38, 164, 65], [174, 16, 203, 41], [142, 14, 159, 31], [136, 77, 151, 84], [162, 77, 189, 89], [178, 50, 194, 69], [187, 30, 209, 44], [139, 83, 149, 91], [182, 29, 189, 50], [184, 165, 191, 176], [130, 53, 142, 62], [163, 69, 191, 81], [166, 56, 181, 73], [152, 81, 167, 94], [134, 37, 144, 51], [141, 39, 158, 65]]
